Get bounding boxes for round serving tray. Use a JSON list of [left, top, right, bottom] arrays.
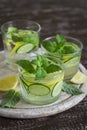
[[0, 51, 87, 118]]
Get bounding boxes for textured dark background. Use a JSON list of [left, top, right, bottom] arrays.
[[0, 0, 87, 129]]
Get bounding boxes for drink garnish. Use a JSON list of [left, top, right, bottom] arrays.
[[0, 89, 20, 108], [62, 82, 83, 95], [16, 55, 62, 80]]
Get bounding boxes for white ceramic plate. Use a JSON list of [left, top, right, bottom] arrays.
[[0, 51, 87, 118]]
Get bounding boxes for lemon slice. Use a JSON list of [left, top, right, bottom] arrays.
[[70, 71, 87, 84], [0, 75, 18, 92]]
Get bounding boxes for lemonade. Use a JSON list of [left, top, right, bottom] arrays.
[[1, 20, 41, 63], [41, 35, 83, 80], [17, 55, 64, 105]]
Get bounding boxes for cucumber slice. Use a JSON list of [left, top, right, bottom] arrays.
[[52, 81, 63, 97], [17, 43, 34, 54], [29, 83, 50, 96]]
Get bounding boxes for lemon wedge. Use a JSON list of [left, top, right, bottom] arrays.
[[0, 75, 18, 92], [70, 71, 87, 84]]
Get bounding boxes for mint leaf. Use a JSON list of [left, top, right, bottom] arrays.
[[22, 34, 31, 43], [41, 56, 50, 69], [62, 82, 83, 95], [12, 34, 22, 42], [1, 89, 20, 108], [56, 34, 67, 48], [28, 34, 39, 45], [7, 27, 18, 33], [60, 44, 76, 54], [42, 41, 57, 52], [22, 31, 39, 45], [36, 67, 47, 79], [16, 60, 35, 73], [36, 55, 50, 70], [31, 55, 49, 79], [46, 64, 62, 73], [36, 55, 43, 67], [31, 59, 37, 65]]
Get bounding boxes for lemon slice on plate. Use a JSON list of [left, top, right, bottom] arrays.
[[0, 75, 18, 92], [70, 71, 87, 84]]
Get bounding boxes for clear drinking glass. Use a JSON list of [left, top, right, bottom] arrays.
[[1, 20, 41, 64], [0, 61, 17, 92], [18, 54, 64, 105], [41, 36, 83, 80]]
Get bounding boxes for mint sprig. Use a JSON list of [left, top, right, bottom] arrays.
[[35, 55, 48, 79], [56, 34, 67, 48], [37, 55, 50, 68], [7, 27, 39, 44], [36, 67, 47, 79], [62, 82, 83, 95], [42, 34, 67, 56], [0, 89, 21, 108], [17, 55, 61, 80]]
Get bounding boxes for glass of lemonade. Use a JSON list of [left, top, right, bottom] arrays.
[[17, 54, 64, 105], [1, 20, 41, 63], [41, 35, 83, 80]]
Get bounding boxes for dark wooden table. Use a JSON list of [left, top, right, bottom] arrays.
[[0, 0, 87, 129]]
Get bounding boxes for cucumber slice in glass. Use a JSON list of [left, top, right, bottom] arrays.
[[29, 83, 50, 96], [52, 81, 63, 97], [17, 43, 34, 54]]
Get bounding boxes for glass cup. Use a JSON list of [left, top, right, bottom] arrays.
[[0, 61, 17, 93], [1, 20, 41, 64], [41, 36, 83, 80], [18, 54, 64, 105]]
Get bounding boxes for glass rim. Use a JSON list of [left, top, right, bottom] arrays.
[[42, 35, 83, 55], [1, 19, 41, 33]]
